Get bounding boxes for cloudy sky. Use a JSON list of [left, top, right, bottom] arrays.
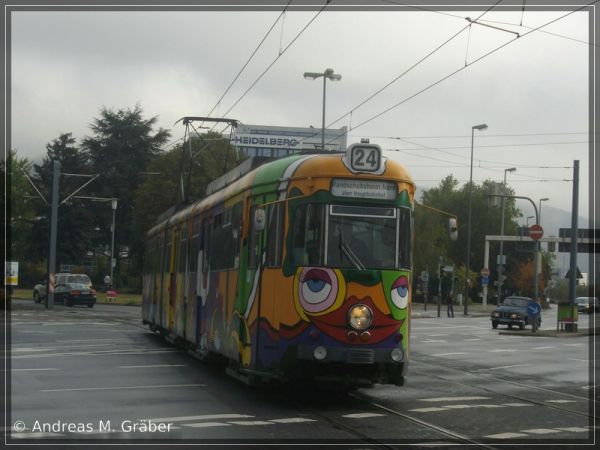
[[10, 2, 594, 231]]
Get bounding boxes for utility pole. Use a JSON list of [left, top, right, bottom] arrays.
[[46, 161, 61, 309], [568, 160, 579, 307]]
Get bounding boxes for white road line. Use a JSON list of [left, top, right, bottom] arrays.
[[531, 346, 555, 350], [422, 340, 448, 343], [269, 418, 317, 424], [41, 383, 206, 392], [427, 334, 449, 337], [11, 348, 56, 353], [463, 338, 482, 341], [521, 428, 561, 435], [486, 364, 531, 371], [486, 432, 528, 439], [10, 368, 60, 372], [57, 338, 129, 343], [342, 413, 385, 419], [545, 399, 577, 404], [431, 352, 466, 357], [557, 427, 589, 433], [568, 358, 588, 362], [13, 349, 180, 359], [409, 407, 448, 413], [489, 349, 517, 353], [419, 396, 490, 402], [501, 403, 533, 407], [183, 422, 231, 428], [151, 414, 253, 422], [562, 343, 583, 346], [228, 421, 272, 426], [12, 432, 64, 438], [117, 364, 186, 369]]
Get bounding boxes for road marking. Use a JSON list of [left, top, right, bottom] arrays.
[[228, 421, 272, 426], [486, 364, 530, 370], [431, 352, 466, 357], [502, 403, 533, 407], [183, 422, 231, 428], [489, 349, 517, 353], [12, 432, 64, 438], [521, 428, 561, 434], [568, 358, 588, 362], [10, 368, 60, 372], [41, 383, 206, 392], [427, 334, 449, 337], [562, 343, 583, 346], [419, 396, 490, 402], [545, 399, 577, 404], [342, 413, 385, 419], [557, 427, 589, 432], [11, 347, 56, 353], [422, 339, 447, 343], [531, 346, 554, 350], [409, 407, 448, 413], [270, 418, 317, 424], [117, 364, 186, 369], [57, 338, 129, 343], [151, 414, 253, 422], [463, 338, 481, 341], [486, 432, 528, 439], [13, 349, 180, 359]]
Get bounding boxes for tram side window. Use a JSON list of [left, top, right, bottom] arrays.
[[266, 203, 284, 267], [398, 207, 412, 269], [189, 218, 201, 274], [208, 205, 242, 270], [290, 204, 324, 266]]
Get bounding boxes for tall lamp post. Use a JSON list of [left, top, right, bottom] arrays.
[[110, 199, 118, 287], [465, 123, 488, 315], [538, 197, 549, 225], [526, 215, 535, 226], [303, 68, 342, 151], [497, 167, 516, 301]]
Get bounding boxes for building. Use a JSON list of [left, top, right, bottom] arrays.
[[230, 123, 348, 158]]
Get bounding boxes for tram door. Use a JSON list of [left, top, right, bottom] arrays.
[[254, 202, 285, 371]]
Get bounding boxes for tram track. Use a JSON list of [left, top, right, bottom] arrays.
[[409, 355, 595, 419]]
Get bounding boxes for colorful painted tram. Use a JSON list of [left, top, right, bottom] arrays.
[[142, 143, 415, 387]]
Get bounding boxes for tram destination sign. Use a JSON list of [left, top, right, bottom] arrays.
[[331, 179, 397, 200]]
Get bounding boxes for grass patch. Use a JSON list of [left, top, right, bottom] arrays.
[[9, 288, 141, 306]]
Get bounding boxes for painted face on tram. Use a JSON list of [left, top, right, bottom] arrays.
[[292, 267, 409, 344]]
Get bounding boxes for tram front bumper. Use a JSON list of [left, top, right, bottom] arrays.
[[297, 344, 405, 364]]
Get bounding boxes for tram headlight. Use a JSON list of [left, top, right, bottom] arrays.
[[313, 346, 327, 360], [348, 304, 373, 330], [390, 348, 404, 362]]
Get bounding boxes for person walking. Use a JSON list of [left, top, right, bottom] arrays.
[[447, 291, 455, 317]]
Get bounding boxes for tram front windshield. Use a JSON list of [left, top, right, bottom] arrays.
[[289, 203, 411, 270]]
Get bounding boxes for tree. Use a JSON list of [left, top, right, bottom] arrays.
[[26, 133, 94, 267], [81, 105, 170, 279], [415, 175, 525, 302], [6, 150, 35, 262]]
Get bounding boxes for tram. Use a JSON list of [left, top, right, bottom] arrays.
[[142, 143, 415, 387]]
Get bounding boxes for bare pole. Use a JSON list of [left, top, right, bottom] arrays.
[[568, 161, 579, 307], [46, 160, 61, 309]]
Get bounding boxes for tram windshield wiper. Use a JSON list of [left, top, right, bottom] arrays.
[[341, 243, 365, 270]]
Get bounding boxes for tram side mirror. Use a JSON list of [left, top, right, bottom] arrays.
[[448, 218, 458, 241], [254, 207, 266, 232]]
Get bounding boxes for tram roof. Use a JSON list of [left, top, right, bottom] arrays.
[[147, 150, 414, 236]]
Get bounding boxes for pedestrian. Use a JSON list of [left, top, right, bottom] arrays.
[[103, 274, 111, 292], [447, 291, 455, 317]]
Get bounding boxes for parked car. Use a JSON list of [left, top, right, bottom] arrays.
[[491, 296, 541, 330], [33, 273, 93, 303], [51, 282, 96, 307], [575, 297, 599, 314]]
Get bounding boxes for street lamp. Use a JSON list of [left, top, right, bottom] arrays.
[[497, 167, 516, 301], [526, 215, 535, 226], [304, 68, 342, 151], [465, 123, 488, 315], [110, 199, 118, 287]]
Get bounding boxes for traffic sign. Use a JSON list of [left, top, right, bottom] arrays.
[[497, 265, 505, 274], [480, 267, 490, 277], [527, 301, 541, 317], [481, 276, 490, 286], [529, 224, 544, 241]]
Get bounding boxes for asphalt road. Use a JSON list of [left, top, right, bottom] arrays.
[[5, 298, 598, 447]]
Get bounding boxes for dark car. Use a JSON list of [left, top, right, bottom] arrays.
[[51, 282, 96, 307], [490, 296, 541, 330], [575, 297, 599, 314]]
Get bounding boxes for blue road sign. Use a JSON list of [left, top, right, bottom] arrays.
[[527, 301, 541, 317], [481, 276, 490, 286]]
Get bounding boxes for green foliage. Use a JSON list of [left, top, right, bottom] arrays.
[[133, 132, 245, 238], [81, 105, 171, 267], [7, 150, 36, 261]]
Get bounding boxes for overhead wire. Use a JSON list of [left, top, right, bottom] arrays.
[[319, 0, 598, 147]]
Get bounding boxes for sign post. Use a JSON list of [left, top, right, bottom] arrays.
[[480, 267, 490, 307]]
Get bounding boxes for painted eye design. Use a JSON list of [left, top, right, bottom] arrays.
[[299, 268, 339, 313], [390, 275, 409, 309]]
